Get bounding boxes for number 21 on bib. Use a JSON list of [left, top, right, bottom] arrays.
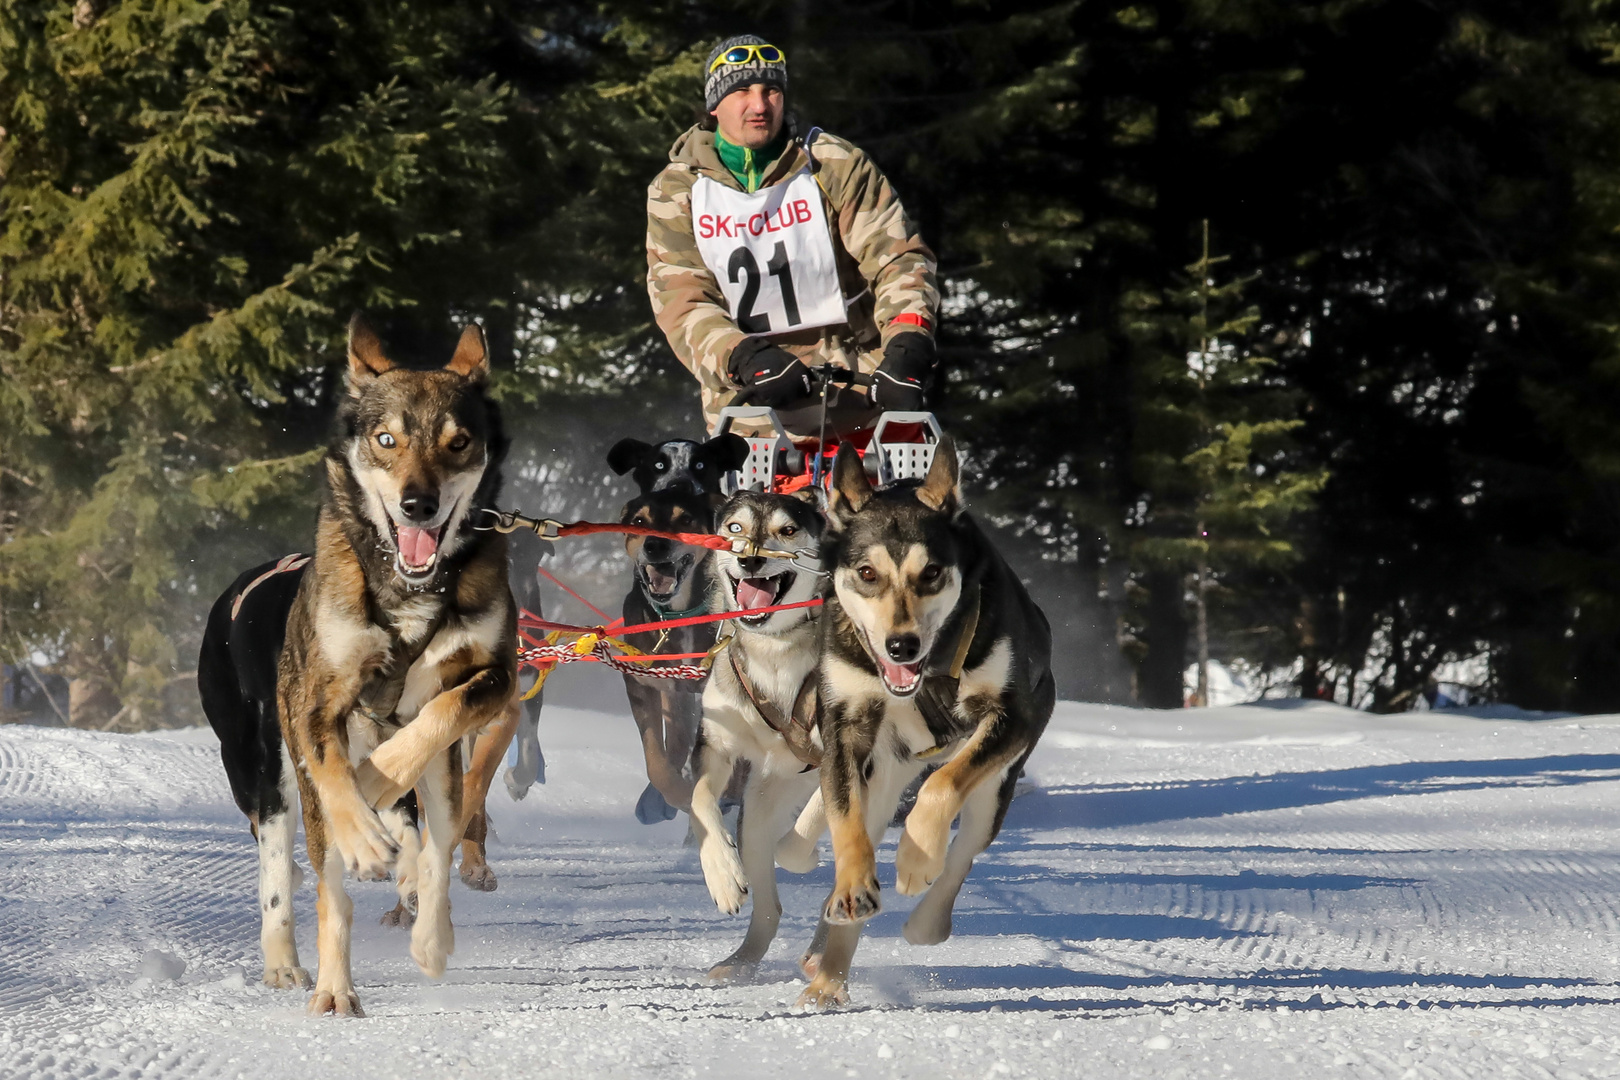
[[691, 169, 846, 335]]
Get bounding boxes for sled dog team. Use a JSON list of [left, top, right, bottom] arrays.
[[200, 316, 1055, 1016]]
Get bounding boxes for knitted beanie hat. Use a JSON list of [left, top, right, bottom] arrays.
[[704, 34, 788, 113]]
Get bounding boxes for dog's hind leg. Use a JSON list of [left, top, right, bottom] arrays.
[[378, 794, 420, 928], [458, 808, 496, 893], [455, 699, 520, 893], [902, 768, 1007, 946], [258, 745, 310, 988], [502, 697, 544, 801], [410, 751, 458, 979], [709, 763, 818, 980], [627, 679, 695, 814], [776, 784, 825, 874], [797, 917, 833, 980]]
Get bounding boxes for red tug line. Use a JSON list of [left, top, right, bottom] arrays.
[[507, 516, 825, 682]]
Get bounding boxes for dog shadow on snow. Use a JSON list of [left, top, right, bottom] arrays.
[[1022, 752, 1620, 831], [845, 753, 1620, 1014]]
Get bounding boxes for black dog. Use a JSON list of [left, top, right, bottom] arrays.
[[606, 435, 748, 823], [607, 434, 752, 497]]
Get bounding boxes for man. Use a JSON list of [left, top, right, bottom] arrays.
[[647, 35, 940, 434]]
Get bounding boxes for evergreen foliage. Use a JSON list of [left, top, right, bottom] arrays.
[[6, 0, 1620, 721]]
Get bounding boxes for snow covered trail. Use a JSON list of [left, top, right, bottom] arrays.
[[6, 700, 1620, 1078]]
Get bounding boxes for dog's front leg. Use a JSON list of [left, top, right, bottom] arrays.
[[690, 723, 747, 914], [895, 708, 1025, 896], [817, 716, 883, 928], [903, 765, 1015, 945], [410, 750, 459, 978], [710, 762, 820, 980], [294, 766, 363, 1017], [801, 740, 916, 1009], [289, 710, 399, 882], [355, 664, 513, 809]]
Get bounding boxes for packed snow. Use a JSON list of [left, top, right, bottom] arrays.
[[6, 693, 1620, 1078]]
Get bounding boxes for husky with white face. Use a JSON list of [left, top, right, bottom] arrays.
[[800, 439, 1055, 1009], [688, 489, 829, 981]]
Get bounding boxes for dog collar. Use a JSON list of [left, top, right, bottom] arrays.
[[650, 596, 710, 621]]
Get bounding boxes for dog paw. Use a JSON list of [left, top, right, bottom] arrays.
[[823, 873, 881, 924], [330, 804, 398, 881], [798, 949, 823, 980], [354, 758, 407, 811], [775, 832, 820, 874], [706, 952, 760, 982], [502, 766, 530, 803], [796, 974, 849, 1010], [699, 839, 748, 915], [379, 899, 415, 928], [262, 965, 311, 990], [894, 826, 946, 896], [306, 989, 364, 1017], [459, 860, 498, 893], [410, 915, 454, 979], [902, 906, 953, 946]]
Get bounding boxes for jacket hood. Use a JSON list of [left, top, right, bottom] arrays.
[[667, 120, 807, 188]]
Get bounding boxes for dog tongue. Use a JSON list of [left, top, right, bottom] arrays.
[[645, 564, 678, 596], [397, 526, 438, 568], [736, 578, 776, 611], [880, 659, 921, 692]]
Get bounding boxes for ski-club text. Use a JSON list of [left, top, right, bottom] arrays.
[[697, 200, 814, 240]]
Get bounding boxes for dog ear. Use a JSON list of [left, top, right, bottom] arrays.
[[915, 437, 962, 515], [793, 484, 830, 518], [607, 438, 652, 477], [346, 312, 394, 394], [446, 322, 489, 382], [705, 433, 752, 473], [828, 445, 871, 525]]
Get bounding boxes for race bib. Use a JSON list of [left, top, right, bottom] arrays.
[[691, 168, 845, 335]]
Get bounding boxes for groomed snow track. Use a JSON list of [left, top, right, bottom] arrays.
[[6, 701, 1620, 1078]]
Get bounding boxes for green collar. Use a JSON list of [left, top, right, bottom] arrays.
[[650, 595, 710, 621], [714, 130, 791, 193]]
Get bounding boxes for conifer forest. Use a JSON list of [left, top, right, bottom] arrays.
[[5, 0, 1620, 727]]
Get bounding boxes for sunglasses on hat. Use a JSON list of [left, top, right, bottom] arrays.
[[709, 42, 785, 73]]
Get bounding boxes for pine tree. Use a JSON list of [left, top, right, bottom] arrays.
[[0, 0, 560, 727]]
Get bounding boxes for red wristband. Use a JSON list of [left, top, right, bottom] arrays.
[[890, 313, 931, 332]]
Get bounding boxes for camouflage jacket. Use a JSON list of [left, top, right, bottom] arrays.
[[646, 123, 938, 427]]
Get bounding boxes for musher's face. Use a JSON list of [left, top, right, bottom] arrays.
[[711, 83, 785, 150]]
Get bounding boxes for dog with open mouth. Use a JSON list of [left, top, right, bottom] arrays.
[[688, 489, 830, 981], [799, 438, 1055, 1008], [608, 435, 750, 823], [220, 313, 520, 1018]]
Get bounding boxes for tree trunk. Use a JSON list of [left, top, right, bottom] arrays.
[[1138, 568, 1189, 708], [1192, 557, 1209, 707]]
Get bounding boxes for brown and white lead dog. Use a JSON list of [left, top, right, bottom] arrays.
[[276, 314, 517, 1016], [800, 440, 1054, 1008]]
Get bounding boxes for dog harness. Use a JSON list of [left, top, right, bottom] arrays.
[[229, 553, 312, 620], [912, 585, 983, 760], [728, 646, 821, 769], [355, 608, 451, 728]]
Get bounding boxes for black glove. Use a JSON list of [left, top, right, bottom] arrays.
[[727, 337, 812, 408], [872, 331, 936, 411]]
